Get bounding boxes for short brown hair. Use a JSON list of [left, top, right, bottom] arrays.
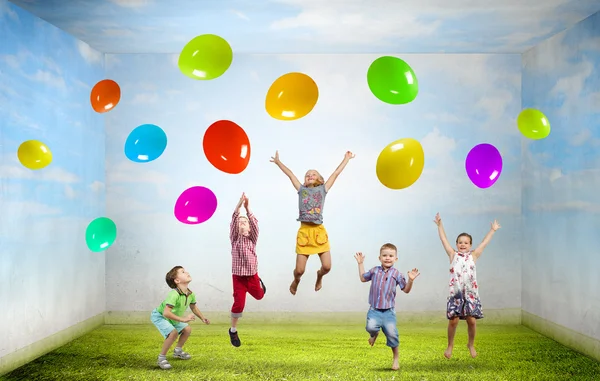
[[380, 243, 397, 255], [166, 266, 183, 289]]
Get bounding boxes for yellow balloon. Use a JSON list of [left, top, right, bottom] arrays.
[[376, 138, 425, 190], [265, 72, 319, 121], [17, 140, 53, 170]]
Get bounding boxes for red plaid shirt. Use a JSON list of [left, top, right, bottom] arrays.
[[230, 211, 259, 276]]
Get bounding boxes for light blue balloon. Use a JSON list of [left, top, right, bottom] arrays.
[[124, 124, 168, 163]]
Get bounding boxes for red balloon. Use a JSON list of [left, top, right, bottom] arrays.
[[203, 120, 251, 174], [90, 79, 121, 113]]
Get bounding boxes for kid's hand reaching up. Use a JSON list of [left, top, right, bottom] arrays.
[[345, 151, 356, 160], [407, 268, 420, 281], [354, 252, 365, 264], [270, 151, 280, 164], [491, 220, 501, 231], [433, 213, 442, 226], [243, 194, 249, 210]]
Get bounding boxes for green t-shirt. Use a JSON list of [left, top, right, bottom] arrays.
[[156, 289, 196, 324]]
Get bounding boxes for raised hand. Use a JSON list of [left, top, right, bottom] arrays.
[[345, 151, 355, 160], [407, 268, 420, 281], [236, 192, 245, 209], [270, 151, 280, 164], [433, 213, 442, 226], [354, 252, 365, 264], [491, 220, 501, 231], [243, 194, 249, 210]]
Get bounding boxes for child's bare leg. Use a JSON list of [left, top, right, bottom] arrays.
[[315, 251, 331, 291], [445, 317, 459, 359], [176, 326, 191, 348], [391, 346, 399, 370], [231, 317, 239, 330], [466, 316, 477, 358], [368, 333, 378, 346], [160, 330, 179, 356], [290, 255, 309, 295]]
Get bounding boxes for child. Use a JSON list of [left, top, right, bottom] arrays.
[[434, 213, 500, 359], [270, 150, 355, 295], [150, 266, 210, 370], [228, 192, 266, 347], [354, 243, 420, 371]]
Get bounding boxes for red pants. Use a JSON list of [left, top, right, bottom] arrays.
[[231, 273, 264, 317]]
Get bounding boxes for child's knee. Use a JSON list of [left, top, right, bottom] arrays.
[[294, 267, 305, 276], [167, 329, 179, 339], [466, 317, 477, 326], [448, 317, 460, 327], [320, 264, 331, 273], [182, 325, 192, 334]]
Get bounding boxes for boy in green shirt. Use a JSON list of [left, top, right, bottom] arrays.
[[150, 266, 210, 370]]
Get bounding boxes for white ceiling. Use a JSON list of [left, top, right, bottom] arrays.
[[8, 0, 600, 54]]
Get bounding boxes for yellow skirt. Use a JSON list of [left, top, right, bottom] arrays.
[[296, 222, 330, 255]]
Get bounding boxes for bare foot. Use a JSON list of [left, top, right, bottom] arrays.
[[391, 359, 399, 370], [368, 334, 378, 347], [289, 279, 300, 295], [444, 346, 453, 359], [315, 270, 324, 291], [467, 344, 477, 358]]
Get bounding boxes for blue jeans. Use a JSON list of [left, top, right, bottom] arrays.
[[365, 307, 399, 348]]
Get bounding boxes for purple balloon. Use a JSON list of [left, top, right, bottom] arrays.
[[465, 143, 503, 189], [174, 186, 218, 224]]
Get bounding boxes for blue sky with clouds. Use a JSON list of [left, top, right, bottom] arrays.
[[521, 11, 600, 340], [7, 0, 600, 53]]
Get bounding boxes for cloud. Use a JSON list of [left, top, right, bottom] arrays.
[[102, 28, 136, 37], [64, 185, 77, 199], [0, 200, 61, 217], [26, 70, 66, 90], [89, 181, 105, 192], [108, 0, 150, 8], [0, 0, 18, 21], [107, 160, 170, 197], [569, 128, 600, 147], [131, 92, 159, 104], [0, 156, 80, 183], [76, 40, 103, 65], [528, 200, 600, 213], [230, 9, 249, 20]]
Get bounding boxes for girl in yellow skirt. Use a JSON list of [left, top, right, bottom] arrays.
[[270, 150, 355, 295]]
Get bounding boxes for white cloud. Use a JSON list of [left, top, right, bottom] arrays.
[[102, 28, 135, 37], [528, 201, 600, 213], [0, 155, 80, 183], [107, 160, 170, 197], [551, 59, 595, 115], [230, 9, 249, 20], [108, 0, 150, 8], [89, 181, 105, 192], [41, 57, 62, 74], [105, 54, 121, 69], [131, 92, 159, 104], [76, 40, 103, 65], [569, 128, 594, 146], [0, 200, 61, 217], [424, 113, 462, 124], [64, 185, 77, 199], [0, 0, 18, 21], [27, 70, 66, 90]]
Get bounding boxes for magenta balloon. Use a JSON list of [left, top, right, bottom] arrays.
[[465, 143, 503, 189], [174, 186, 218, 224]]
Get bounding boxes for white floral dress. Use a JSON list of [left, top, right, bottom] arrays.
[[447, 251, 484, 320]]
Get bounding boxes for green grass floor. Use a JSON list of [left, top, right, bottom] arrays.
[[2, 322, 599, 380]]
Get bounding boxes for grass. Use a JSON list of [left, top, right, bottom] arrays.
[[1, 322, 599, 380]]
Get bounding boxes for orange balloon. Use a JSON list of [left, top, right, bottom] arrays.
[[90, 79, 121, 113], [203, 120, 251, 174], [265, 72, 319, 121]]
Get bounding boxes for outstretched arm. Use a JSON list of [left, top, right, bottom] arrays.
[[270, 151, 302, 191], [230, 193, 245, 242], [402, 268, 420, 294], [354, 252, 368, 282], [244, 195, 259, 243], [324, 151, 355, 192], [473, 220, 501, 260], [434, 213, 455, 258]]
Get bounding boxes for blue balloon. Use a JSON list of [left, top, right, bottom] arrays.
[[124, 124, 168, 163]]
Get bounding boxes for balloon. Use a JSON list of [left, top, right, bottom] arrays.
[[86, 217, 117, 252], [178, 34, 233, 80], [517, 108, 551, 140], [203, 120, 250, 174], [90, 79, 121, 113], [124, 124, 168, 163], [17, 140, 52, 170], [465, 143, 503, 189], [265, 72, 319, 121], [376, 138, 425, 190], [367, 56, 419, 105], [174, 186, 218, 224]]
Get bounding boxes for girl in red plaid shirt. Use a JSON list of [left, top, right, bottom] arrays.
[[228, 192, 266, 347], [270, 150, 355, 295]]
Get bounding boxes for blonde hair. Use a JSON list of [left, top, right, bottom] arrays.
[[305, 169, 325, 187], [380, 243, 398, 256]]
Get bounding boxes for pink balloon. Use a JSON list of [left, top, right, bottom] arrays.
[[465, 143, 503, 189], [174, 186, 218, 224]]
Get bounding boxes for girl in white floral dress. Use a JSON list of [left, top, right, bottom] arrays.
[[434, 213, 500, 359]]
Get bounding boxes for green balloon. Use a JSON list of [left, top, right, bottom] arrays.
[[86, 217, 117, 252], [517, 108, 551, 140], [178, 34, 233, 80], [367, 56, 419, 105]]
